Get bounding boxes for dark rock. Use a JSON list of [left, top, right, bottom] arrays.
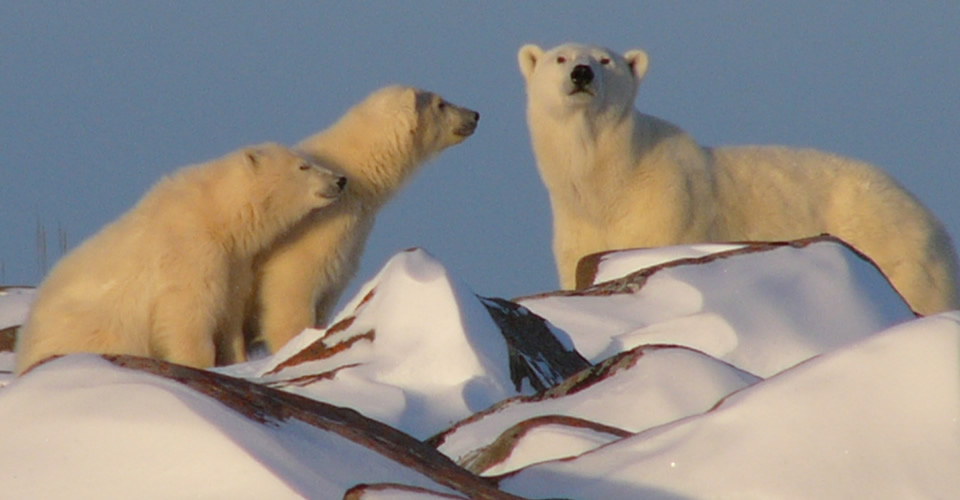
[[461, 414, 632, 475], [480, 297, 591, 393]]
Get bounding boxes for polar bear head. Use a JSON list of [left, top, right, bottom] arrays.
[[239, 142, 346, 217], [518, 43, 648, 119], [300, 86, 478, 200], [363, 86, 480, 164]]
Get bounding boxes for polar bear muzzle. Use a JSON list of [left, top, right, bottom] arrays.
[[316, 170, 347, 200], [570, 64, 594, 91], [453, 107, 480, 138]]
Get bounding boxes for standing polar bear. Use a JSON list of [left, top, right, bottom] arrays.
[[248, 85, 479, 352], [518, 42, 960, 315], [15, 144, 346, 375]]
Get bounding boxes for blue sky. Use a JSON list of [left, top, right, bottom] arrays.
[[2, 2, 958, 303]]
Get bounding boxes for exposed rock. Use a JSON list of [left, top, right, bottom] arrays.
[[459, 414, 632, 475], [480, 296, 590, 392], [573, 234, 899, 296], [428, 344, 760, 470], [0, 286, 34, 352], [343, 482, 472, 499], [0, 325, 16, 352]]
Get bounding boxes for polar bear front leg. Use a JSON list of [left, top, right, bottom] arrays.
[[256, 253, 321, 353], [552, 213, 608, 290], [215, 263, 253, 365], [151, 289, 220, 369]]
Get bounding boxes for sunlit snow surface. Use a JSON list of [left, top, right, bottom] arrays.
[[520, 239, 914, 375], [2, 239, 958, 499], [501, 312, 960, 499], [0, 356, 462, 499], [230, 248, 516, 440]]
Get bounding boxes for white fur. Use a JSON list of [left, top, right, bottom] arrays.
[[519, 42, 960, 315], [249, 86, 479, 352], [15, 144, 345, 374]]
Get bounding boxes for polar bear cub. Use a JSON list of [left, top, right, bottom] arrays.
[[518, 42, 959, 315], [15, 144, 346, 374], [248, 86, 479, 352]]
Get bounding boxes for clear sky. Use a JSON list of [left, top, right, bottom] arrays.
[[2, 2, 958, 303]]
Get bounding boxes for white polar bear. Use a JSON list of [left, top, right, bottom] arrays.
[[15, 144, 346, 374], [518, 42, 960, 315], [248, 86, 479, 352]]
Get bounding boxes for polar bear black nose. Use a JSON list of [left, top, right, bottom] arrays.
[[571, 65, 594, 87]]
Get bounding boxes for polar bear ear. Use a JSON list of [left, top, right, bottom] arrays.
[[411, 88, 430, 112], [242, 146, 267, 171], [517, 44, 544, 80], [624, 49, 649, 82]]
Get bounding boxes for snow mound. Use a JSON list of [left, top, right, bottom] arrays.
[[501, 312, 960, 499], [229, 248, 585, 439], [520, 236, 915, 375], [432, 345, 760, 473], [0, 238, 954, 498], [0, 355, 498, 500]]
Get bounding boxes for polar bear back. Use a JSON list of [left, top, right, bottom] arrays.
[[712, 145, 959, 312], [712, 146, 913, 237]]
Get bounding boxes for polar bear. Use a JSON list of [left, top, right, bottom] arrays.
[[518, 42, 960, 315], [15, 144, 346, 375], [248, 85, 479, 352]]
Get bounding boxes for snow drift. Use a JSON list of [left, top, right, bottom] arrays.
[[1, 235, 957, 499]]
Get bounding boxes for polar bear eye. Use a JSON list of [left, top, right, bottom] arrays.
[[599, 57, 611, 65], [437, 99, 446, 110], [298, 163, 312, 171], [556, 56, 566, 64]]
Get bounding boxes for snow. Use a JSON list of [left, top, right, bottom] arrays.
[[0, 356, 461, 499], [229, 248, 517, 439], [519, 239, 915, 375], [0, 287, 34, 330], [501, 312, 960, 499], [434, 346, 760, 470], [1, 238, 957, 499]]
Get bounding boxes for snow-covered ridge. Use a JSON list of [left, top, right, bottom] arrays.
[[1, 236, 957, 499]]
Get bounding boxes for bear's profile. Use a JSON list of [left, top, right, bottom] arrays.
[[15, 144, 346, 374], [248, 86, 479, 352], [518, 42, 959, 315]]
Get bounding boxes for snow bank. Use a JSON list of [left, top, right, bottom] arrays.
[[520, 237, 915, 375], [0, 356, 465, 500], [502, 312, 960, 499], [231, 248, 517, 439], [0, 239, 954, 499], [434, 345, 760, 472]]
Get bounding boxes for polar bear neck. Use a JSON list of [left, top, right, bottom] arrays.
[[530, 105, 708, 221], [530, 108, 637, 203], [297, 120, 422, 209]]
